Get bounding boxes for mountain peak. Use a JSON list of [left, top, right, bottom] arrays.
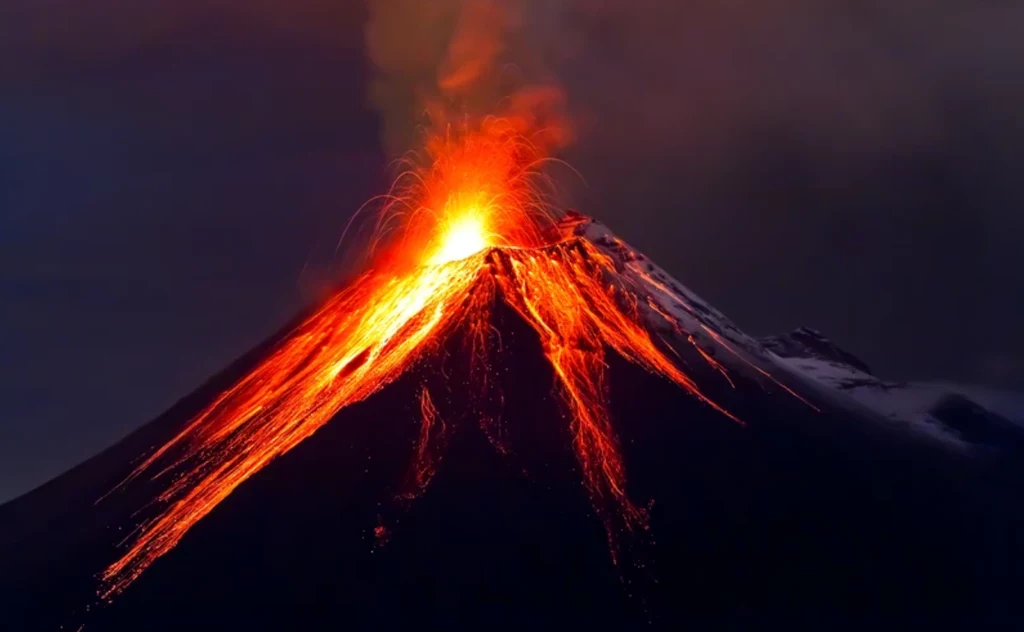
[[761, 326, 874, 376]]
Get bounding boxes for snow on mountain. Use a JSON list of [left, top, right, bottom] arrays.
[[574, 215, 1024, 453], [573, 214, 763, 353], [762, 327, 1024, 451]]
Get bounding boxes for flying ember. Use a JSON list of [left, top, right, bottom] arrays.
[[97, 120, 748, 601]]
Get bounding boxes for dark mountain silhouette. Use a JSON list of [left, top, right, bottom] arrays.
[[2, 218, 1023, 631]]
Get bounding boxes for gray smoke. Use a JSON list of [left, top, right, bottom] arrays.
[[363, 0, 570, 154]]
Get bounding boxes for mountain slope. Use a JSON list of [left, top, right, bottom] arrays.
[[764, 327, 1024, 451], [2, 216, 1023, 630]]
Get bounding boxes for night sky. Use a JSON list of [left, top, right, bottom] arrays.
[[2, 0, 1023, 502]]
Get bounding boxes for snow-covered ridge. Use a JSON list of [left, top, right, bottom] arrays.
[[764, 328, 1024, 451], [572, 214, 1024, 452], [572, 215, 760, 351]]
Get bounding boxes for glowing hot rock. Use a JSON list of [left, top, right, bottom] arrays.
[[429, 211, 491, 265]]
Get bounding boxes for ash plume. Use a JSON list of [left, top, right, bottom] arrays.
[[363, 0, 571, 155]]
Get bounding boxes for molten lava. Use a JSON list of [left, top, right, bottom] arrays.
[[430, 214, 488, 264], [97, 120, 782, 601]]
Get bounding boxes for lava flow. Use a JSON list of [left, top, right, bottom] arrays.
[[98, 120, 748, 600]]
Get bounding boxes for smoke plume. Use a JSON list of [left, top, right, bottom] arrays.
[[364, 0, 570, 155]]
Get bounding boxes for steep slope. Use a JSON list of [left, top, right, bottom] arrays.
[[2, 217, 1023, 630]]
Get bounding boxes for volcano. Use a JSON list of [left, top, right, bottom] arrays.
[[3, 210, 1024, 630]]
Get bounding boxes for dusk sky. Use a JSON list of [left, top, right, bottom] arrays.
[[2, 0, 1023, 502]]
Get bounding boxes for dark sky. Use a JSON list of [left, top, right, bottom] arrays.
[[2, 0, 1023, 502]]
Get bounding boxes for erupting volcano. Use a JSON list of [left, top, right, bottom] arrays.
[[6, 4, 1024, 627], [18, 53, 1024, 631], [5, 118, 1024, 629], [97, 120, 765, 600]]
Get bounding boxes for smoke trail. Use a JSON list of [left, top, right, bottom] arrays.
[[364, 0, 571, 155]]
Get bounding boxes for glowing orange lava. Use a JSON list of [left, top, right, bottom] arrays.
[[430, 214, 488, 264], [98, 121, 760, 600], [399, 387, 449, 501]]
